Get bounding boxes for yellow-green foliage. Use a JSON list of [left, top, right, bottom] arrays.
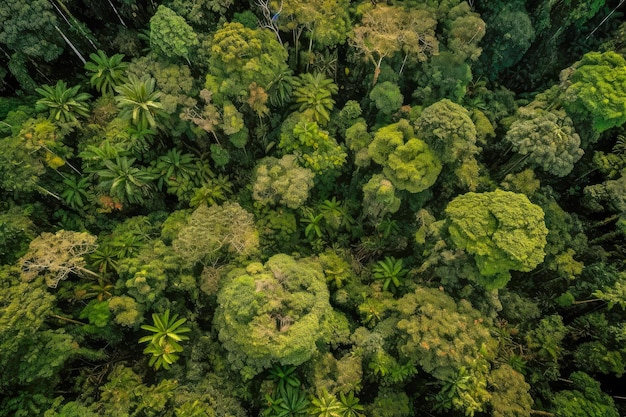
[[279, 120, 347, 174], [563, 51, 626, 133], [489, 365, 533, 417], [214, 254, 340, 378], [209, 22, 290, 100], [550, 372, 619, 417], [345, 119, 372, 167], [396, 287, 496, 415], [149, 6, 198, 62], [362, 174, 401, 220], [252, 155, 315, 209], [368, 120, 441, 193], [172, 202, 259, 267], [117, 239, 182, 306], [445, 189, 548, 288]]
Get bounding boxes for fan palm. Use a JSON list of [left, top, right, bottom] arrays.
[[139, 309, 191, 370], [84, 50, 128, 95], [96, 156, 157, 205], [372, 256, 408, 292], [35, 80, 91, 123], [114, 75, 166, 130], [292, 73, 337, 125]]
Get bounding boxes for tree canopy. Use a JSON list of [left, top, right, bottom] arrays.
[[2, 1, 626, 416]]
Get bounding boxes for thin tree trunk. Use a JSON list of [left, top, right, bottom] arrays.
[[530, 410, 555, 416], [372, 56, 384, 86], [107, 0, 127, 27], [54, 25, 86, 65], [50, 313, 86, 326], [498, 152, 529, 178]]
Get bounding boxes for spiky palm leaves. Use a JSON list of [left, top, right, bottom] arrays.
[[35, 80, 91, 123], [84, 50, 128, 95], [114, 75, 166, 130], [292, 72, 337, 125], [139, 310, 191, 370]]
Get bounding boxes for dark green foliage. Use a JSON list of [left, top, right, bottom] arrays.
[[35, 80, 91, 124], [0, 205, 35, 264], [61, 175, 92, 210], [478, 1, 535, 75], [2, 2, 626, 415], [0, 0, 63, 91], [371, 256, 408, 292], [583, 169, 626, 213], [369, 81, 403, 117], [84, 50, 128, 96], [573, 341, 625, 376], [264, 384, 310, 417], [95, 156, 157, 206], [367, 389, 411, 417], [413, 52, 473, 105], [152, 148, 199, 201], [550, 372, 619, 417]]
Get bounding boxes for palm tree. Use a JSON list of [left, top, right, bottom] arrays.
[[337, 392, 365, 417], [61, 175, 92, 210], [95, 156, 157, 205], [114, 75, 166, 130], [139, 309, 191, 370], [153, 149, 198, 192], [292, 72, 337, 125], [372, 256, 408, 292], [35, 80, 91, 123], [308, 389, 342, 417], [84, 50, 128, 95]]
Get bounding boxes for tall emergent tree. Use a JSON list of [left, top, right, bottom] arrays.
[[445, 189, 548, 289], [214, 254, 345, 379], [368, 120, 441, 193], [149, 5, 199, 64], [351, 4, 438, 85], [208, 21, 290, 102], [20, 230, 99, 288], [562, 51, 626, 134]]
